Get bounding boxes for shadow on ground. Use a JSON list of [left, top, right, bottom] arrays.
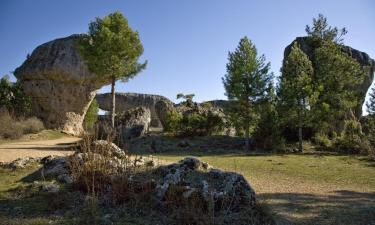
[[259, 190, 375, 225]]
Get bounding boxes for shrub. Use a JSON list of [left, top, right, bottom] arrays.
[[0, 112, 24, 139], [313, 132, 333, 148], [164, 109, 182, 133], [0, 77, 32, 117], [335, 120, 370, 154], [165, 110, 225, 137], [83, 99, 99, 131], [0, 112, 44, 139], [22, 117, 44, 134]]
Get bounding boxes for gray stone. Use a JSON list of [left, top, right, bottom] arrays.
[[96, 93, 174, 127], [92, 140, 127, 159], [155, 99, 175, 129], [155, 157, 256, 211], [116, 107, 151, 143], [14, 35, 111, 135], [41, 182, 60, 193]]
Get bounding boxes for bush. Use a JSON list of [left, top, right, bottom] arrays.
[[0, 112, 44, 139], [164, 109, 182, 133], [165, 110, 225, 136], [22, 117, 45, 134], [83, 99, 99, 131], [334, 120, 370, 154], [313, 132, 333, 148]]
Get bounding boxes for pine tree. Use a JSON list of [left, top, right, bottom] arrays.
[[279, 43, 315, 151], [78, 11, 147, 128], [222, 37, 272, 151]]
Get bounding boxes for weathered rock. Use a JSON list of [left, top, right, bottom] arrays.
[[96, 93, 174, 127], [2, 157, 41, 169], [116, 107, 151, 144], [92, 140, 127, 159], [40, 182, 60, 193], [155, 157, 256, 211], [14, 35, 111, 135], [41, 155, 71, 183], [155, 99, 175, 129], [284, 36, 375, 117]]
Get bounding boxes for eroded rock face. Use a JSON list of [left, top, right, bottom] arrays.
[[96, 93, 173, 127], [116, 107, 151, 145], [14, 35, 110, 135], [155, 99, 175, 129], [284, 37, 375, 116]]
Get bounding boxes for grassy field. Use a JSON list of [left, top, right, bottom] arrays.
[[142, 148, 375, 225], [0, 129, 68, 145], [1, 134, 375, 225]]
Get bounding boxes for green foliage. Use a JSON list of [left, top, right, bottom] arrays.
[[335, 120, 370, 154], [305, 14, 347, 43], [253, 88, 285, 150], [77, 11, 146, 82], [77, 11, 146, 127], [164, 109, 183, 133], [222, 37, 272, 149], [313, 132, 333, 148], [0, 76, 32, 117], [165, 107, 225, 136], [177, 93, 195, 107], [83, 99, 99, 130], [278, 43, 315, 150], [312, 41, 367, 134]]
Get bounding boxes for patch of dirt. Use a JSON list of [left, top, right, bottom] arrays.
[[0, 137, 80, 163]]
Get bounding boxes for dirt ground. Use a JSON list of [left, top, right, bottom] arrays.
[[0, 137, 79, 162]]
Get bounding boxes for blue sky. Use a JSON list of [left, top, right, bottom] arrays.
[[1, 0, 374, 111]]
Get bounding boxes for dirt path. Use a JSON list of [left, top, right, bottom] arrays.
[[0, 137, 80, 163]]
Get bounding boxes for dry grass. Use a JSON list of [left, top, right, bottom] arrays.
[[0, 112, 44, 140]]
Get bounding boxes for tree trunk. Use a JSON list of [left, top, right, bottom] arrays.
[[298, 106, 303, 152], [111, 77, 116, 128], [245, 122, 250, 151]]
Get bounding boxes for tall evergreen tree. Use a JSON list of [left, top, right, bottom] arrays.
[[312, 41, 367, 134], [222, 37, 272, 150], [78, 11, 146, 128], [305, 14, 347, 43], [279, 43, 315, 151]]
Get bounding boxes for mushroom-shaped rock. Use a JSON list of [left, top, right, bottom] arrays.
[[14, 35, 110, 135]]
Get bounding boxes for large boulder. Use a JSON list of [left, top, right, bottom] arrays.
[[155, 157, 256, 211], [284, 37, 375, 117], [14, 35, 110, 135], [116, 107, 151, 144], [96, 93, 174, 127], [155, 99, 175, 129]]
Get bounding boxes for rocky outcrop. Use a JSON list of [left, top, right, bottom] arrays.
[[14, 35, 111, 135], [284, 37, 375, 116], [96, 93, 173, 127], [116, 107, 151, 144], [155, 99, 175, 128], [96, 107, 151, 145], [155, 157, 256, 211]]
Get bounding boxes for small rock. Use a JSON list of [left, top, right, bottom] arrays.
[[41, 183, 60, 193]]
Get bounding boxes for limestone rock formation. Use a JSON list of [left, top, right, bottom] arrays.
[[116, 107, 151, 144], [155, 99, 175, 128], [14, 35, 111, 135], [96, 93, 173, 127], [155, 157, 256, 211], [284, 37, 375, 116]]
